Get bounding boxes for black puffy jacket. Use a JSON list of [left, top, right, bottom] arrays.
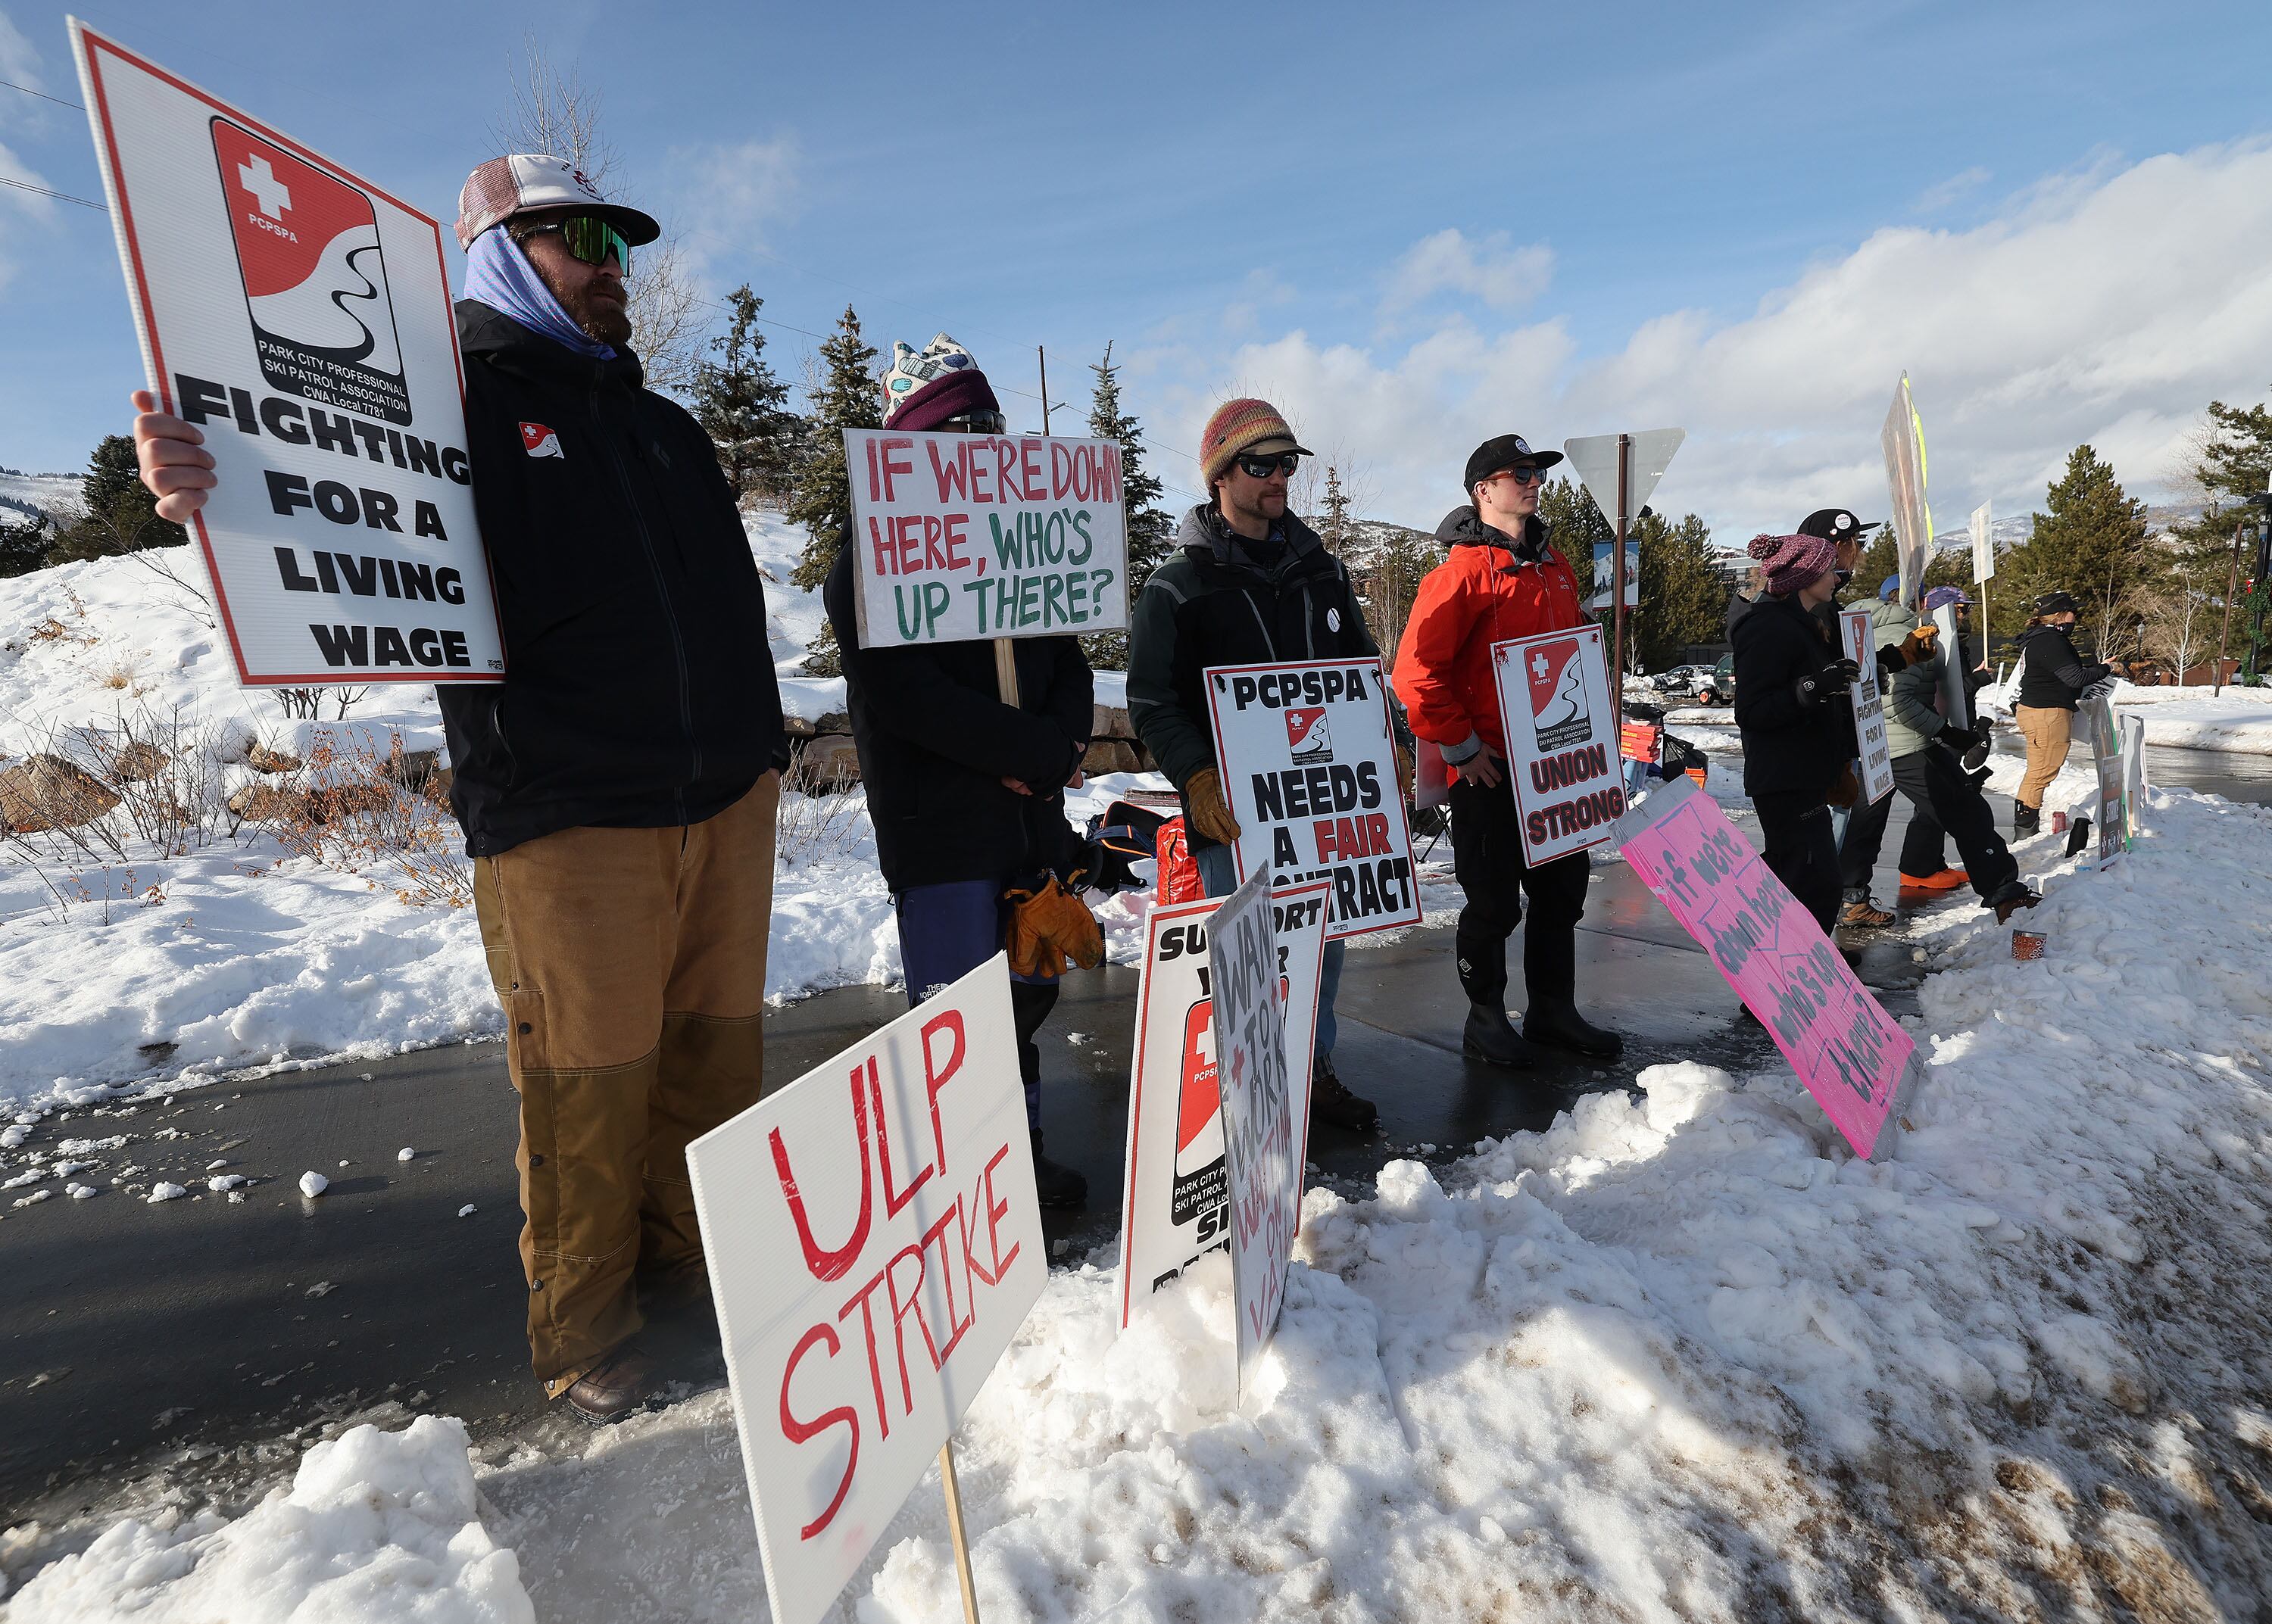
[[1126, 505, 1378, 848], [823, 541, 1091, 891], [1732, 591, 1856, 798], [435, 303, 786, 858], [2014, 622, 2113, 712]]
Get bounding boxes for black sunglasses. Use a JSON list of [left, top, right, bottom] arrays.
[[1491, 465, 1545, 486], [1235, 451, 1301, 478], [938, 409, 1007, 435], [523, 215, 631, 275]]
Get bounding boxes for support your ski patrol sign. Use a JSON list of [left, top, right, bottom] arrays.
[[1491, 625, 1624, 865], [1117, 882, 1328, 1329], [73, 23, 504, 687], [1205, 658, 1422, 939]]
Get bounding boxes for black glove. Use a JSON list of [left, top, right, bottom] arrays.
[[1796, 659, 1860, 707], [1937, 720, 1978, 750], [1875, 643, 1908, 681]]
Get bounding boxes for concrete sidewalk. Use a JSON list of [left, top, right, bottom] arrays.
[[0, 796, 1966, 1514]]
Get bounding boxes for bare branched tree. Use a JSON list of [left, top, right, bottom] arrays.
[[488, 39, 710, 397]]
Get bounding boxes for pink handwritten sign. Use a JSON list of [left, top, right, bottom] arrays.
[[1616, 778, 1915, 1159]]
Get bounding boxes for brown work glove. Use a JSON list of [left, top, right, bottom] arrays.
[[1899, 628, 1936, 666], [1003, 876, 1104, 978], [1395, 745, 1415, 800], [1182, 766, 1242, 846]]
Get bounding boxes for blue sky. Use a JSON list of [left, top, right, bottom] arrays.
[[5, 0, 2270, 535]]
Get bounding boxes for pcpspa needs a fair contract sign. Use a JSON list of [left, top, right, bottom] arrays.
[[73, 23, 504, 687], [844, 427, 1129, 647]]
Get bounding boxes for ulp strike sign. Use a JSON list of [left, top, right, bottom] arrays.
[[844, 427, 1130, 647], [72, 23, 503, 687], [1205, 658, 1422, 940]]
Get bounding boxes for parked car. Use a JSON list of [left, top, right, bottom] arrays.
[[1695, 656, 1736, 706]]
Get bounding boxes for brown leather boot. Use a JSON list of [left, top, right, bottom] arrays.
[[563, 1342, 663, 1426]]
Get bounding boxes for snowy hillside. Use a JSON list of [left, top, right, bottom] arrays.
[[0, 470, 82, 531]]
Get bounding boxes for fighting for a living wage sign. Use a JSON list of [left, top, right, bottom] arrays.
[[72, 24, 504, 687], [1837, 608, 1896, 805], [1206, 659, 1422, 940], [1490, 625, 1626, 865], [843, 427, 1129, 647], [1118, 882, 1328, 1329], [1209, 867, 1303, 1406], [686, 955, 1044, 1624], [1616, 778, 1917, 1161]]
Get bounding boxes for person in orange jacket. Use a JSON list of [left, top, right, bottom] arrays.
[[1393, 434, 1621, 1066]]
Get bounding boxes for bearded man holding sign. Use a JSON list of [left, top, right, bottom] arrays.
[[133, 154, 789, 1425], [1392, 435, 1622, 1066]]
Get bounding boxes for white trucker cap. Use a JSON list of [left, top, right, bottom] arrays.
[[454, 154, 661, 251]]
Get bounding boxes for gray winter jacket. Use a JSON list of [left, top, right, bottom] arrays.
[[1872, 601, 1952, 757]]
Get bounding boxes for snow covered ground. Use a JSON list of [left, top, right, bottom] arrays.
[[11, 762, 2269, 1620], [0, 517, 1169, 1121], [1979, 675, 2272, 755]]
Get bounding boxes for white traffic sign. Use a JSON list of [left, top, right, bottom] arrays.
[[1562, 429, 1685, 524], [73, 23, 504, 687]]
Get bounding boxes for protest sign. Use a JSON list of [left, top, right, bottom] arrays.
[[1881, 373, 1934, 606], [1118, 881, 1328, 1329], [1837, 607, 1896, 804], [1209, 865, 1303, 1404], [1490, 625, 1626, 865], [1589, 539, 1639, 609], [72, 24, 503, 687], [1931, 603, 1972, 730], [1616, 778, 1917, 1161], [687, 955, 1044, 1624], [2121, 712, 2147, 841], [1205, 658, 1422, 940], [843, 426, 1128, 647]]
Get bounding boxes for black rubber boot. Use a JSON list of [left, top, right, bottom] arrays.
[[1524, 1002, 1624, 1060], [1029, 1131, 1088, 1208], [1456, 930, 1537, 1066], [1462, 1002, 1537, 1067], [2012, 802, 2040, 837], [1988, 880, 2042, 926]]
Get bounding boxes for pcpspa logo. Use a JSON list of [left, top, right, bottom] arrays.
[[211, 118, 410, 425], [520, 422, 563, 460], [1524, 637, 1595, 752], [1284, 706, 1333, 764]]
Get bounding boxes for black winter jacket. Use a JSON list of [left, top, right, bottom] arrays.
[[436, 303, 786, 857], [1126, 505, 1379, 849], [823, 541, 1090, 891], [2014, 623, 2112, 712], [1732, 591, 1856, 798]]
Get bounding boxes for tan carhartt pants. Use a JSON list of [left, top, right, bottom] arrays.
[[473, 775, 777, 1396], [2015, 705, 2074, 812]]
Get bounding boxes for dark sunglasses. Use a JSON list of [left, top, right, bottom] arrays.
[[524, 215, 631, 275], [1492, 465, 1546, 485], [938, 409, 1007, 435], [1235, 451, 1301, 478]]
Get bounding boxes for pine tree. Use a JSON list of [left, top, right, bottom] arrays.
[[1318, 466, 1353, 554], [1080, 341, 1172, 669], [1534, 475, 1609, 598], [690, 285, 802, 505], [784, 307, 879, 672], [1995, 444, 2158, 657], [47, 435, 186, 563], [1630, 512, 1731, 672], [2152, 390, 2272, 678], [0, 512, 47, 578]]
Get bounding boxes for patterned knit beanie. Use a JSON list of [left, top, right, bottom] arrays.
[[1198, 397, 1309, 490], [1747, 531, 1838, 597], [882, 334, 1000, 431]]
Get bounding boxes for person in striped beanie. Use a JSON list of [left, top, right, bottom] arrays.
[[1127, 396, 1392, 1136]]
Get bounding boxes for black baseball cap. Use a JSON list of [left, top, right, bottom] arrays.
[[2034, 591, 2080, 616], [1463, 434, 1563, 493], [1796, 507, 1880, 544]]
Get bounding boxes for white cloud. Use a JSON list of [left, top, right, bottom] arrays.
[[1913, 164, 1991, 213], [666, 134, 800, 276], [1382, 228, 1553, 315], [1133, 139, 2272, 539]]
